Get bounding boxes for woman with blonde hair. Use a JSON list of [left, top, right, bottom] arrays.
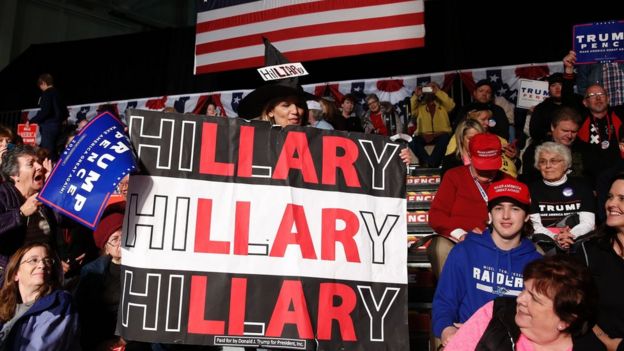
[[441, 118, 485, 176], [445, 105, 518, 177]]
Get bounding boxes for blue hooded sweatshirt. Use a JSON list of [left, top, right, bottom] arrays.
[[432, 229, 542, 337]]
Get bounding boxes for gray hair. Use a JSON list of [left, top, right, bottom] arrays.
[[534, 141, 572, 170], [308, 109, 323, 122], [0, 145, 38, 183]]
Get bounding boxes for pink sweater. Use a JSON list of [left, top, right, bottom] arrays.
[[444, 301, 573, 351]]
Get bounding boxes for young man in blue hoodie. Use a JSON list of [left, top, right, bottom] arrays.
[[432, 178, 542, 347]]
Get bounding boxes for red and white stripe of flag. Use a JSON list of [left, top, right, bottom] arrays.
[[194, 0, 425, 74]]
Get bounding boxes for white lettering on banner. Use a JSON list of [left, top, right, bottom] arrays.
[[122, 111, 407, 348], [121, 176, 406, 285], [357, 286, 400, 342], [538, 203, 581, 212], [577, 32, 624, 50], [129, 116, 175, 170], [472, 267, 524, 289], [70, 130, 131, 211], [257, 63, 308, 81], [121, 271, 161, 330], [129, 114, 402, 191], [358, 140, 400, 191], [121, 269, 398, 342]]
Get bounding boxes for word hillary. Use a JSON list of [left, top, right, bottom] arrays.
[[121, 270, 400, 343], [129, 115, 402, 192]]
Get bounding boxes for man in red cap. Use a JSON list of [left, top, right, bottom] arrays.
[[427, 133, 517, 351], [432, 178, 541, 347]]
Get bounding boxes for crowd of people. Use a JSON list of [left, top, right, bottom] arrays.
[[425, 52, 624, 350], [0, 51, 623, 350]]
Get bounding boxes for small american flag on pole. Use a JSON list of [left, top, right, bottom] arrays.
[[194, 0, 425, 74]]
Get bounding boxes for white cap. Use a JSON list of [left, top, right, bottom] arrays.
[[306, 100, 322, 111]]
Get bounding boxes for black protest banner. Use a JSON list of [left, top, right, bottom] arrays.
[[119, 110, 408, 350]]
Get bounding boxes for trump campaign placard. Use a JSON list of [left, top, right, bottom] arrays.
[[118, 109, 409, 350], [38, 112, 136, 228], [517, 79, 549, 109], [17, 123, 38, 145], [573, 20, 624, 64]]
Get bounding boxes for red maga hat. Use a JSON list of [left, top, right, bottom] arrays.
[[469, 133, 502, 171], [487, 178, 531, 209]]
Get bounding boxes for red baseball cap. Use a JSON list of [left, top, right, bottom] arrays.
[[486, 178, 531, 210], [469, 133, 502, 171]]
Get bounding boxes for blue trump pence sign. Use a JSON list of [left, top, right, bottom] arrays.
[[38, 112, 136, 229]]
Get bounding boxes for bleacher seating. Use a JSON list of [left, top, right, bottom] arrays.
[[406, 166, 441, 350]]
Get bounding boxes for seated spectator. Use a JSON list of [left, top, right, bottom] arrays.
[[361, 93, 402, 136], [339, 94, 363, 132], [577, 83, 624, 187], [205, 102, 221, 117], [440, 118, 484, 176], [446, 255, 597, 350], [528, 142, 595, 255], [75, 209, 148, 350], [428, 133, 511, 278], [432, 178, 541, 347], [306, 100, 334, 130], [448, 105, 517, 177], [319, 97, 346, 130], [408, 82, 455, 168], [529, 53, 584, 144], [520, 106, 585, 184], [577, 173, 624, 350], [0, 242, 80, 350], [456, 79, 510, 141]]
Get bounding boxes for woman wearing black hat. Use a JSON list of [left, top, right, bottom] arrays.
[[237, 84, 308, 127]]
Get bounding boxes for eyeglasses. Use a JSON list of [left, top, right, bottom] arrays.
[[20, 257, 55, 266], [538, 158, 564, 166], [367, 100, 378, 106], [107, 236, 121, 246], [585, 92, 606, 99]]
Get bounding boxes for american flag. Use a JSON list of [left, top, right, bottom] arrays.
[[194, 0, 425, 74]]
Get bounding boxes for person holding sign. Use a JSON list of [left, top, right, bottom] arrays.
[[528, 52, 584, 144], [0, 145, 55, 279], [238, 84, 416, 165], [577, 83, 624, 187]]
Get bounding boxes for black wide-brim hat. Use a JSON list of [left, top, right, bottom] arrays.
[[237, 83, 317, 119]]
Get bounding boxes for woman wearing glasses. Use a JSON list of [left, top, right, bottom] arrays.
[[75, 210, 143, 350], [528, 142, 595, 254], [0, 242, 80, 350]]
